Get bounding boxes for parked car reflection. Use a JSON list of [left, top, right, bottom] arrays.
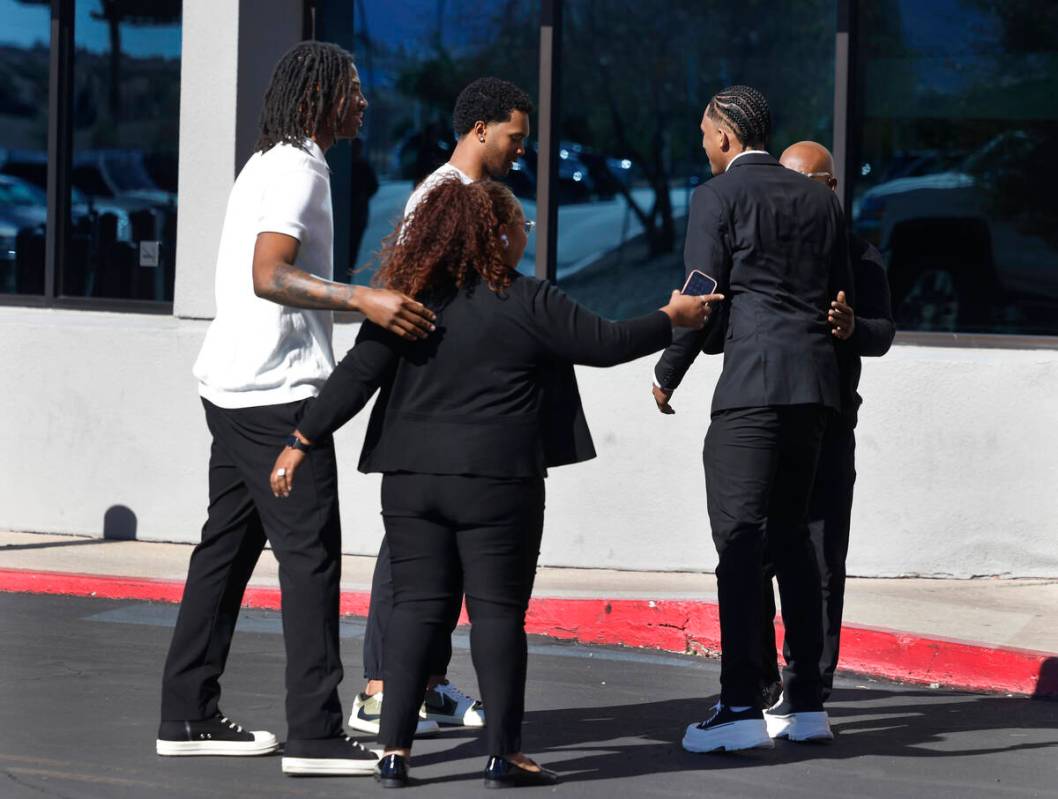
[[853, 131, 1058, 333]]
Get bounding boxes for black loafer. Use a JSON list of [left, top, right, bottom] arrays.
[[375, 754, 409, 788], [483, 756, 559, 789]]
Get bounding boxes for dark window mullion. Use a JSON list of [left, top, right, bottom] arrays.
[[535, 0, 561, 282], [46, 0, 75, 302]]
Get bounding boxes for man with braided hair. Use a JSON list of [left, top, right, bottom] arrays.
[[653, 85, 853, 752], [156, 42, 436, 777]]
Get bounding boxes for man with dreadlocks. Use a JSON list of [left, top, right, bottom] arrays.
[[652, 85, 853, 753], [156, 42, 435, 777]]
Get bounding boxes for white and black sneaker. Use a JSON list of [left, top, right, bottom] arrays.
[[682, 703, 774, 753], [156, 712, 278, 756], [763, 693, 834, 742], [282, 733, 380, 776], [423, 681, 486, 727], [348, 692, 440, 737]]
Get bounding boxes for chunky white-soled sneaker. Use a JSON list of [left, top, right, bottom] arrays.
[[424, 680, 486, 727], [681, 703, 774, 753], [763, 694, 834, 742], [348, 692, 440, 737], [156, 712, 278, 756], [282, 734, 379, 776]]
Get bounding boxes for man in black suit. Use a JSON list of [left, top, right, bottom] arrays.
[[758, 141, 896, 706], [652, 85, 852, 752]]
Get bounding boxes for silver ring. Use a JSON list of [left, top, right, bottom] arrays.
[[276, 468, 287, 477]]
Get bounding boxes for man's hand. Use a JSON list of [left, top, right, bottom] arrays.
[[652, 384, 675, 415], [356, 287, 436, 341], [829, 290, 855, 340]]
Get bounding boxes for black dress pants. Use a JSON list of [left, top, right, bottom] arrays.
[[160, 398, 345, 741], [362, 534, 461, 681], [760, 415, 856, 698], [704, 404, 827, 709], [377, 472, 545, 754]]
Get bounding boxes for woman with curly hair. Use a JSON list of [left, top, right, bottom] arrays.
[[268, 177, 720, 788]]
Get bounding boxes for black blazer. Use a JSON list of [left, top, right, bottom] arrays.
[[654, 152, 853, 413], [839, 233, 896, 427], [298, 272, 673, 478]]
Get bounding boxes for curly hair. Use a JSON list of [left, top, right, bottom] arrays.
[[255, 42, 355, 154], [706, 85, 772, 150], [373, 178, 520, 299], [452, 77, 534, 136]]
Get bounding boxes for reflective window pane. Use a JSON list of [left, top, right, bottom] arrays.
[[0, 0, 50, 296], [557, 1, 836, 318], [344, 0, 539, 285], [851, 1, 1058, 335], [66, 0, 181, 302]]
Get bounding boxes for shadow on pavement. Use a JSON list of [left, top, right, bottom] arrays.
[[409, 689, 1058, 784]]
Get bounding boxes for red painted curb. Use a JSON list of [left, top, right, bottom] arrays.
[[2, 567, 1055, 698]]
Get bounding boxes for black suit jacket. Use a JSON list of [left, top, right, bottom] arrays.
[[654, 152, 852, 413], [839, 233, 896, 427], [298, 273, 673, 478]]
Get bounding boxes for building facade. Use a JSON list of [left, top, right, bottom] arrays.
[[2, 0, 1056, 577]]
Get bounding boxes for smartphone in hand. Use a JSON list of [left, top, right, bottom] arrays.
[[682, 269, 718, 296]]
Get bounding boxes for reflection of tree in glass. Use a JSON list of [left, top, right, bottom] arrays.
[[562, 0, 835, 257], [17, 0, 180, 120], [354, 0, 538, 180]]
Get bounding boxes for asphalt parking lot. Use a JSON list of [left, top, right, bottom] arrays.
[[1, 592, 1055, 798]]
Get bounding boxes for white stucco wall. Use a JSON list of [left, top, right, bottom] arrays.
[[2, 308, 1056, 578]]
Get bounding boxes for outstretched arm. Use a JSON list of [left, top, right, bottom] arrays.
[[252, 232, 435, 340]]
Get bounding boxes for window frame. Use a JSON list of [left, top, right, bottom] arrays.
[[0, 0, 175, 315]]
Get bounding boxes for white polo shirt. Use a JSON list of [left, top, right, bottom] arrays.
[[193, 140, 336, 409]]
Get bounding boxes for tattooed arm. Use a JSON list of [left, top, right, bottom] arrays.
[[252, 232, 435, 340]]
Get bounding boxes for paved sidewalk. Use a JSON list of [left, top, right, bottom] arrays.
[[1, 530, 1056, 697]]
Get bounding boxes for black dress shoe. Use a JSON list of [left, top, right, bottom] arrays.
[[483, 756, 559, 789], [375, 754, 409, 788]]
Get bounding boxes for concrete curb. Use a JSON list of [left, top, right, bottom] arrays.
[[3, 567, 1055, 699]]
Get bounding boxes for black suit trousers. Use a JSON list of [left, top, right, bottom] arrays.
[[761, 416, 856, 697], [704, 405, 827, 709], [362, 533, 461, 681], [160, 399, 345, 741], [378, 473, 545, 755]]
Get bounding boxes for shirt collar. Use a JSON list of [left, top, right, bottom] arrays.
[[726, 149, 769, 171]]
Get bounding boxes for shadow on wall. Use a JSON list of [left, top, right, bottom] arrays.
[[1033, 657, 1058, 700], [103, 505, 137, 540]]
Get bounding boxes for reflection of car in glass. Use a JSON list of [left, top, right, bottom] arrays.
[[853, 131, 1057, 330], [0, 173, 47, 266]]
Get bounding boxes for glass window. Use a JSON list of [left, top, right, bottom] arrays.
[[556, 1, 836, 318], [0, 0, 50, 296], [66, 0, 181, 302], [850, 0, 1058, 335], [342, 0, 540, 285]]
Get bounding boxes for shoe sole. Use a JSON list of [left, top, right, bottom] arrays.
[[682, 722, 774, 753], [764, 712, 834, 742], [424, 713, 485, 727], [156, 739, 278, 756], [282, 756, 378, 776], [348, 717, 441, 737]]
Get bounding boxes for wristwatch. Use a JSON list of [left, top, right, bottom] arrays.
[[284, 434, 312, 453]]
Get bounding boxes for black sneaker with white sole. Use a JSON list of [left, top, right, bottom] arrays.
[[156, 712, 278, 756], [281, 734, 380, 776], [682, 704, 774, 753], [763, 693, 834, 742]]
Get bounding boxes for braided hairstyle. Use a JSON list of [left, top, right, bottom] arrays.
[[706, 85, 772, 150], [373, 177, 517, 299], [255, 42, 355, 154]]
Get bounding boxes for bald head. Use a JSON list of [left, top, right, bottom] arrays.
[[780, 141, 837, 191]]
